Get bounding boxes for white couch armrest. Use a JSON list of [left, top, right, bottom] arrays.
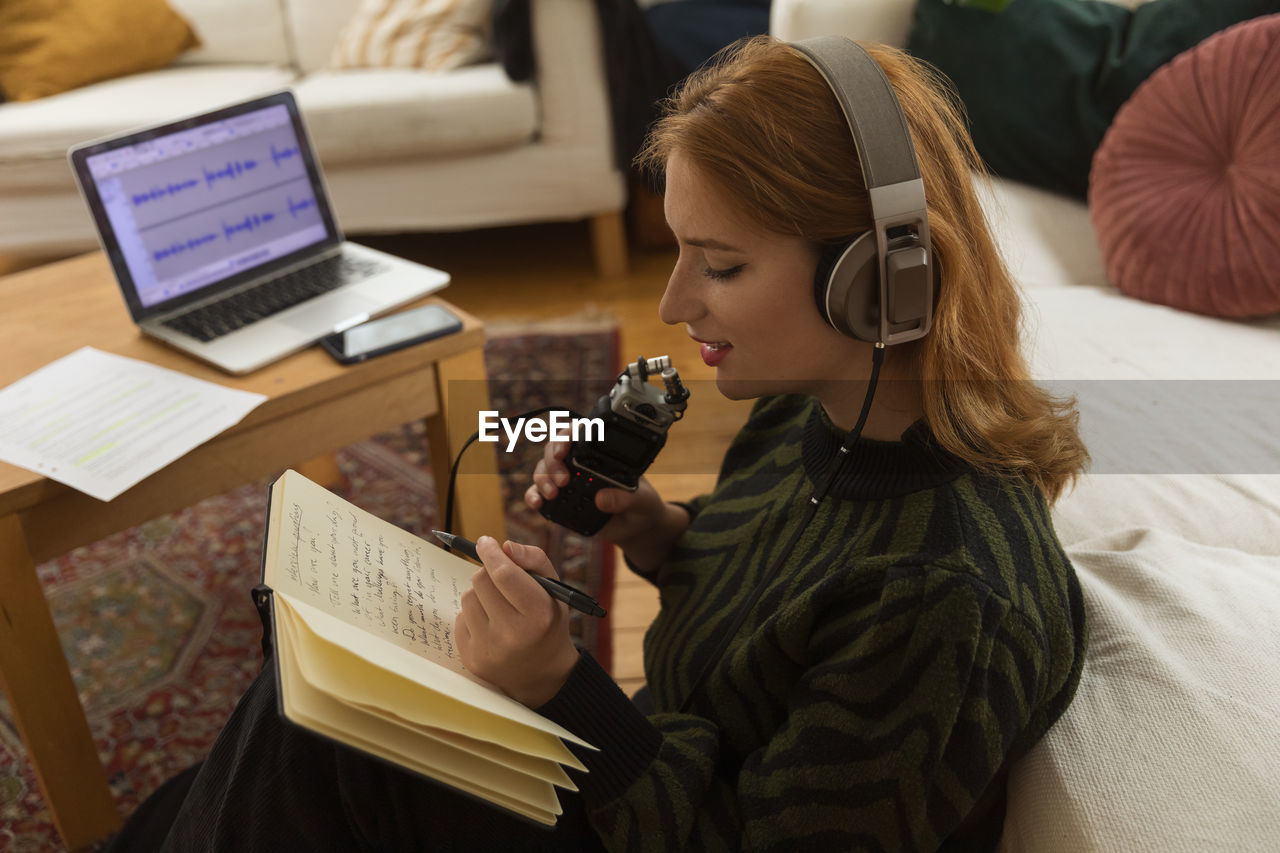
[[770, 0, 917, 48], [532, 0, 615, 166]]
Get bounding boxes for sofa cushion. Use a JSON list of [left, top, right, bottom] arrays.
[[1090, 14, 1280, 319], [1023, 287, 1280, 382], [1052, 473, 1280, 555], [1021, 287, 1280, 479], [0, 66, 298, 185], [170, 0, 292, 66], [1001, 528, 1280, 850], [975, 176, 1109, 290], [905, 0, 1277, 199], [0, 0, 199, 102], [292, 66, 537, 164], [328, 0, 493, 72]]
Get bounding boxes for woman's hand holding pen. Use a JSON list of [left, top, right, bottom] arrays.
[[455, 536, 579, 708], [526, 439, 692, 577]]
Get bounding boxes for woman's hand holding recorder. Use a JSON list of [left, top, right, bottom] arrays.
[[525, 439, 691, 577]]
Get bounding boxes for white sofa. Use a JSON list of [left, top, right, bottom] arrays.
[[772, 1, 1280, 850], [0, 0, 629, 275]]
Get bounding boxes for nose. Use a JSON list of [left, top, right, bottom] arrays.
[[658, 253, 704, 327]]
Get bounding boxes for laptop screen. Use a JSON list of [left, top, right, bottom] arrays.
[[71, 92, 340, 319]]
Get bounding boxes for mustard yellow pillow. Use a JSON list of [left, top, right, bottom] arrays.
[[0, 0, 199, 102], [328, 0, 492, 72]]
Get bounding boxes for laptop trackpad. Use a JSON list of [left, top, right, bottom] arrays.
[[279, 292, 378, 334]]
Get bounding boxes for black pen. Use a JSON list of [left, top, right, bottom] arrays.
[[431, 530, 608, 618]]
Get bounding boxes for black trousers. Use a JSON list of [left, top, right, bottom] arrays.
[[139, 668, 604, 852]]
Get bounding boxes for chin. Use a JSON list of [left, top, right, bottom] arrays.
[[714, 375, 792, 401]]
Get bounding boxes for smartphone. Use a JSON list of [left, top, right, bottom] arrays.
[[320, 304, 462, 364]]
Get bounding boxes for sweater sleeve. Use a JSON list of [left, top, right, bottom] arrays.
[[541, 564, 1051, 851], [621, 497, 710, 584]]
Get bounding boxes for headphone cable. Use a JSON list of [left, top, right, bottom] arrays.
[[676, 342, 886, 713], [442, 406, 582, 540]]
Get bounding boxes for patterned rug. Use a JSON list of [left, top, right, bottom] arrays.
[[0, 320, 619, 851]]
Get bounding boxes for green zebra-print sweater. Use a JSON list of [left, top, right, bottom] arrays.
[[539, 394, 1086, 851]]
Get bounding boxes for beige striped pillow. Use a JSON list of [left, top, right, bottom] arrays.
[[328, 0, 492, 72]]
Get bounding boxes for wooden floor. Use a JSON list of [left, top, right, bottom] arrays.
[[1, 220, 751, 698]]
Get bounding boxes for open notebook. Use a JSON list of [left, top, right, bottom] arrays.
[[254, 469, 594, 825]]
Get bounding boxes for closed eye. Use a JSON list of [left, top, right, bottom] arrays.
[[703, 263, 745, 281]]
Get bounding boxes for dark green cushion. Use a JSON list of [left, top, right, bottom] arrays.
[[905, 0, 1276, 198]]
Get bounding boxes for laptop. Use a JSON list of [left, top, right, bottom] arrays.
[[68, 90, 450, 375]]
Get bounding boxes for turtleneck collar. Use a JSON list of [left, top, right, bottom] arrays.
[[800, 399, 971, 500]]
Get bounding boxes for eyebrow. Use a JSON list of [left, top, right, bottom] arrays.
[[683, 236, 744, 253]]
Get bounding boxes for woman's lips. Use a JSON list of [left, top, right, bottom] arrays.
[[700, 341, 731, 366]]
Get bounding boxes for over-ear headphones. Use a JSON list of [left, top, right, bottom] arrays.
[[791, 37, 933, 345], [678, 39, 934, 714]]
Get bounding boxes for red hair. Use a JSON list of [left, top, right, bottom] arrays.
[[637, 37, 1088, 502]]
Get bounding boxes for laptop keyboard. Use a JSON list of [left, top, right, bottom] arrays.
[[161, 253, 387, 342]]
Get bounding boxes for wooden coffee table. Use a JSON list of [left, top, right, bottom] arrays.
[[0, 253, 504, 850]]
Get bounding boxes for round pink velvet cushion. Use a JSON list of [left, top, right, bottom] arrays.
[[1089, 14, 1280, 318]]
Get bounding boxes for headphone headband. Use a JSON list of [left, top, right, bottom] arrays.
[[790, 37, 933, 345]]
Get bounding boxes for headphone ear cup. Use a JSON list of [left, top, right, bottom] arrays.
[[815, 232, 880, 341], [812, 242, 848, 323]]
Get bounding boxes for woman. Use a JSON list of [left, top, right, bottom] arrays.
[[147, 36, 1087, 851], [512, 36, 1089, 850]]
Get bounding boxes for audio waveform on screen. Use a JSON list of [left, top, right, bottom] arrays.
[[153, 232, 219, 262], [132, 143, 303, 206], [271, 143, 299, 167], [132, 178, 200, 206], [221, 211, 277, 240], [149, 194, 317, 263], [202, 158, 261, 188]]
